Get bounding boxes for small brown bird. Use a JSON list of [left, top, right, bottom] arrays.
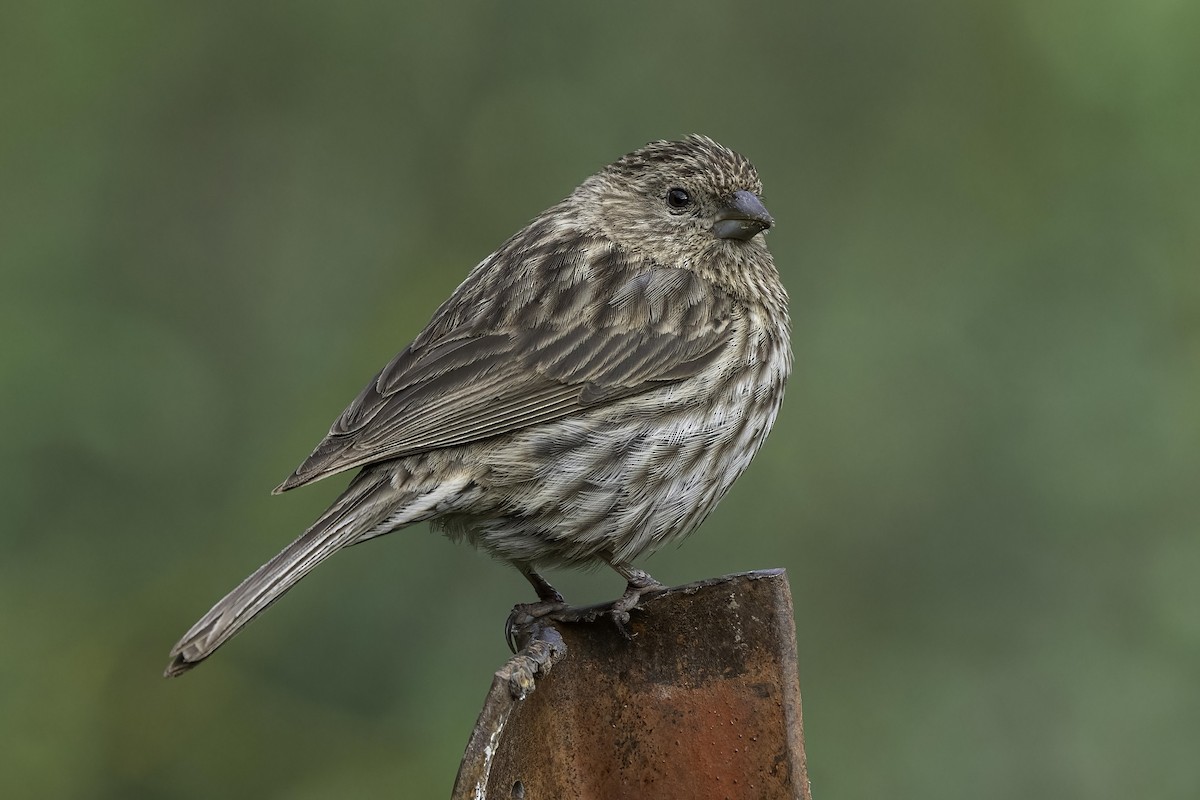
[[165, 135, 791, 676]]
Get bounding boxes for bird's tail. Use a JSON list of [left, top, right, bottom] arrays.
[[165, 470, 419, 677]]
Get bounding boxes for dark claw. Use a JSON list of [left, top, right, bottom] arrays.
[[504, 608, 526, 654], [610, 608, 633, 640]]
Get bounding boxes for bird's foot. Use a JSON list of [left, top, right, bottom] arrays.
[[605, 575, 667, 638], [505, 600, 570, 653], [504, 575, 666, 651]]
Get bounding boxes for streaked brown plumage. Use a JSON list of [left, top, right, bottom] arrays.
[[165, 135, 791, 676]]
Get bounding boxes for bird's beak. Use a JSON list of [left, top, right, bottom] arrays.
[[712, 190, 774, 241]]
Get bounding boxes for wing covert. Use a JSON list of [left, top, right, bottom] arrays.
[[275, 267, 734, 492]]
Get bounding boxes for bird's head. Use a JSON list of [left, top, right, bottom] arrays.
[[577, 135, 775, 282]]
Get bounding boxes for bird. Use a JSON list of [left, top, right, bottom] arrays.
[[165, 135, 791, 677]]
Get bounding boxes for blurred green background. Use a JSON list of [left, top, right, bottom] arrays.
[[3, 1, 1197, 797]]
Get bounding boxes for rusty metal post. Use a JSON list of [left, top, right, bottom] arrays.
[[453, 569, 811, 799]]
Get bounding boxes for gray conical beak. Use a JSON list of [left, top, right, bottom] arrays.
[[712, 190, 773, 241]]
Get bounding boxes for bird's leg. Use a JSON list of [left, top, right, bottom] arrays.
[[520, 564, 566, 604], [506, 564, 568, 652]]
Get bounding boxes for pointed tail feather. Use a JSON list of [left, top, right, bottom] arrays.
[[165, 472, 403, 677]]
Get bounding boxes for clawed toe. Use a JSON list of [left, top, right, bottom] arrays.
[[606, 578, 665, 638], [505, 600, 568, 653]]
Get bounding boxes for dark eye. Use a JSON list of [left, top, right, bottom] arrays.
[[666, 187, 692, 210]]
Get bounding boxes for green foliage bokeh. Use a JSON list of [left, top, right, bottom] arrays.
[[2, 2, 1197, 797]]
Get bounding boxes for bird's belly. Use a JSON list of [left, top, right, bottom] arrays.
[[436, 359, 786, 568]]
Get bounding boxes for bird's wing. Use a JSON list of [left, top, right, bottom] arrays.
[[275, 267, 733, 492]]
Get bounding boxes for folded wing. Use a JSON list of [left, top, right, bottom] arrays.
[[275, 267, 734, 492]]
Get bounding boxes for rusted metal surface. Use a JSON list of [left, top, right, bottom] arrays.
[[453, 569, 810, 799], [453, 624, 569, 798]]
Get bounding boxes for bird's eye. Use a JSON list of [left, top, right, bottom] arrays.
[[665, 187, 692, 210]]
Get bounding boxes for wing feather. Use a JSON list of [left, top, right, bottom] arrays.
[[275, 264, 734, 492]]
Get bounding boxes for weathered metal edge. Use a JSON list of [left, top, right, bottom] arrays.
[[450, 569, 803, 799]]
